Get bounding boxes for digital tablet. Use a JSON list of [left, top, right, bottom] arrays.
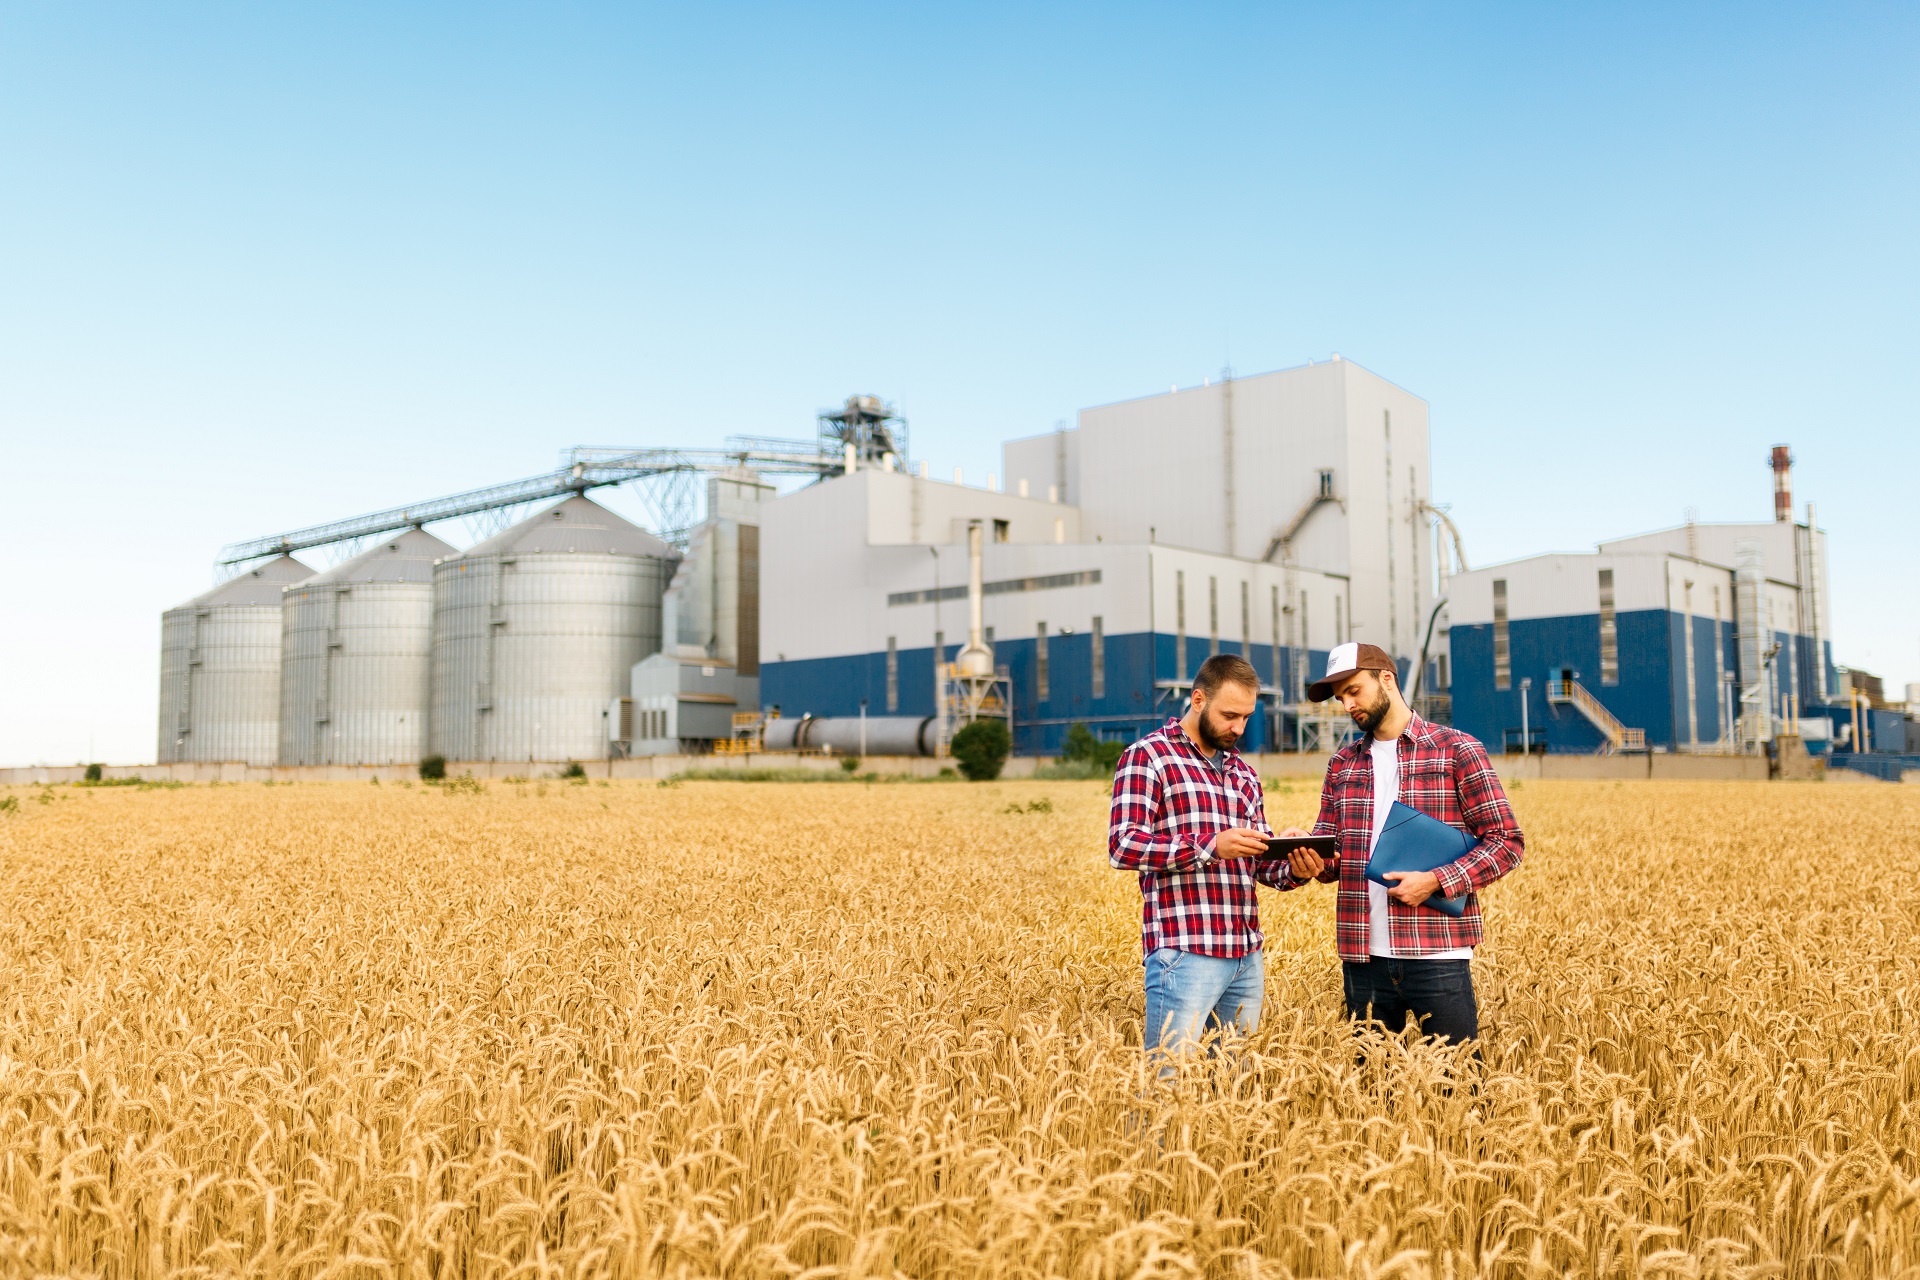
[[1262, 834, 1339, 858]]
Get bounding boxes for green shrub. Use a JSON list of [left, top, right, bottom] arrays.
[[561, 761, 587, 779], [950, 718, 1010, 782], [839, 756, 861, 773], [84, 763, 103, 782], [1059, 723, 1125, 773], [419, 755, 447, 781]]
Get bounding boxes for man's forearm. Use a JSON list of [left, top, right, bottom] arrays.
[[1109, 826, 1214, 873], [1435, 830, 1522, 896]]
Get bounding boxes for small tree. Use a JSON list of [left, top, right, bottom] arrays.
[[950, 718, 1011, 782], [839, 756, 862, 773], [1060, 723, 1125, 773], [419, 754, 447, 781], [84, 763, 103, 783], [561, 761, 587, 779]]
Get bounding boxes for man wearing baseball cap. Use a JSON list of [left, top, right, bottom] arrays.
[[1273, 641, 1525, 1044]]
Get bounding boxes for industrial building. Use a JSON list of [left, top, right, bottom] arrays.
[[758, 358, 1436, 754], [164, 365, 1883, 770], [1441, 447, 1870, 757]]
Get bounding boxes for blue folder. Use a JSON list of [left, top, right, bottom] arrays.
[[1365, 801, 1477, 918]]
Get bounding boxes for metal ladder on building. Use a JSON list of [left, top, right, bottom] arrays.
[[1546, 679, 1648, 754]]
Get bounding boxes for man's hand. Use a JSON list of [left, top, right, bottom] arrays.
[[1384, 869, 1441, 906], [1212, 827, 1272, 860], [1273, 828, 1340, 882]]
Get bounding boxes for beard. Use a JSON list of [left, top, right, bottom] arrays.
[[1350, 686, 1393, 735], [1196, 704, 1241, 752]]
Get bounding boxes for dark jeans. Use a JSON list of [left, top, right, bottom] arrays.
[[1342, 958, 1479, 1044]]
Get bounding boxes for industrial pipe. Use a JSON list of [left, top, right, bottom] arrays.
[[955, 519, 993, 678], [761, 716, 811, 751], [760, 714, 936, 756], [803, 716, 938, 757]]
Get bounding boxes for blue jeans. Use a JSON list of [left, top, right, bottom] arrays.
[[1143, 946, 1265, 1056], [1342, 958, 1478, 1044]]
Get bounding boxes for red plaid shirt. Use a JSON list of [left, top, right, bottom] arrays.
[[1311, 714, 1524, 963], [1108, 717, 1305, 958]]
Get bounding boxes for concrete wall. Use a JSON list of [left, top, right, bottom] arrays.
[[1489, 753, 1770, 782], [4, 749, 1775, 788]]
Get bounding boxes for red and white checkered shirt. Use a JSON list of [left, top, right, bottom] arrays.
[[1312, 715, 1525, 963], [1108, 717, 1304, 958]]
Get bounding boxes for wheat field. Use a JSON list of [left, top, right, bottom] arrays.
[[0, 775, 1915, 1278]]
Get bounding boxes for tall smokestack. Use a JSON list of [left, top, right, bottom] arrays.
[[1770, 445, 1793, 523]]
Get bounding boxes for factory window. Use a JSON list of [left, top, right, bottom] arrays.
[[1175, 571, 1187, 682], [1300, 591, 1310, 651], [1335, 595, 1345, 646], [1493, 579, 1511, 691], [984, 626, 994, 646], [1240, 581, 1250, 652], [992, 519, 1010, 543], [886, 636, 899, 712], [1438, 653, 1450, 690], [1036, 623, 1049, 701], [1091, 616, 1105, 698], [934, 630, 944, 666], [1208, 577, 1219, 657], [1053, 517, 1064, 544], [1597, 569, 1618, 686]]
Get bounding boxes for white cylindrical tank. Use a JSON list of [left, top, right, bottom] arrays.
[[157, 555, 315, 765], [430, 495, 676, 763], [280, 528, 455, 766]]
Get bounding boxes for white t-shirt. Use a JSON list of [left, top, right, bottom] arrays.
[[1367, 733, 1472, 960]]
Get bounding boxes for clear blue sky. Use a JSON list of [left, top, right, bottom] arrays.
[[3, 3, 1915, 764]]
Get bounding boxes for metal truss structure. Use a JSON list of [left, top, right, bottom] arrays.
[[216, 439, 843, 571]]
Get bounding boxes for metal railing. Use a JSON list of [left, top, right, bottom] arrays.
[[1546, 679, 1648, 753]]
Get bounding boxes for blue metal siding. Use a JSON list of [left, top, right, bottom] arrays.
[[761, 631, 1332, 755], [1454, 607, 1829, 753], [1450, 610, 1667, 753], [1452, 609, 1672, 752]]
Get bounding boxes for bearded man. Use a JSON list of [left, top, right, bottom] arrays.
[[1274, 642, 1525, 1045], [1108, 653, 1331, 1061]]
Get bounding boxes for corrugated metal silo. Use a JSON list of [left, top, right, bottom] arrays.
[[280, 528, 456, 766], [430, 495, 676, 763], [157, 555, 315, 765]]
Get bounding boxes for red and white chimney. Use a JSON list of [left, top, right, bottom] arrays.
[[1770, 445, 1793, 523]]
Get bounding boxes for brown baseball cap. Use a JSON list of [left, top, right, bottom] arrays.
[[1307, 642, 1396, 702]]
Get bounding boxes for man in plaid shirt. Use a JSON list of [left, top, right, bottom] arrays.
[[1108, 654, 1333, 1059], [1274, 641, 1525, 1044]]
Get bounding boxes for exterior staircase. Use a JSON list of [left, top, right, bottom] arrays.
[[1546, 679, 1648, 754]]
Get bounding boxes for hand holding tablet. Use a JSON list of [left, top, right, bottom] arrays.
[[1265, 830, 1340, 882]]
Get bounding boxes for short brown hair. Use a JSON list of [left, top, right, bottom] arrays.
[[1192, 653, 1260, 698]]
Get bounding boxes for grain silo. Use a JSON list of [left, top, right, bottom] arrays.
[[157, 554, 315, 765], [279, 528, 455, 766], [430, 494, 676, 763]]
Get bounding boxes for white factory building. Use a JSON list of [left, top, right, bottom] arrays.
[[754, 358, 1436, 754]]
